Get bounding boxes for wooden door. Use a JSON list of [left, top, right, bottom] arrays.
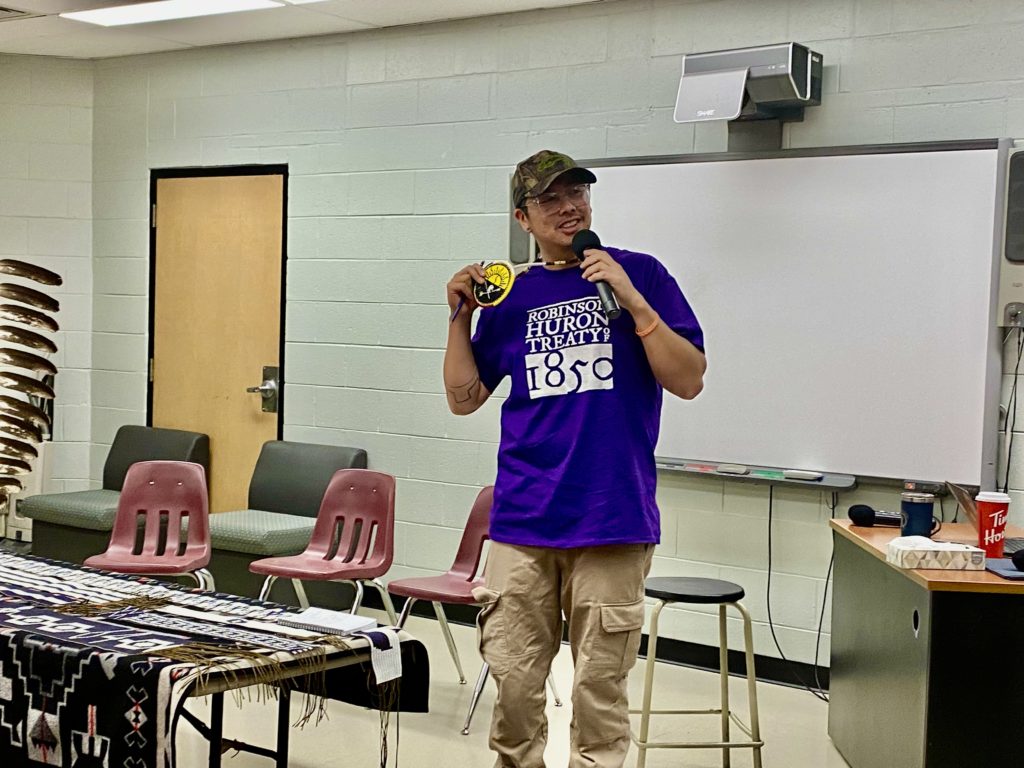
[[151, 172, 284, 512]]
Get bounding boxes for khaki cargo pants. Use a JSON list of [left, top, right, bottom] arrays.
[[474, 542, 654, 768]]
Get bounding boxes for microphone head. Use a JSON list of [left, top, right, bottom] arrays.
[[1012, 549, 1024, 571], [571, 229, 601, 260], [848, 504, 876, 526]]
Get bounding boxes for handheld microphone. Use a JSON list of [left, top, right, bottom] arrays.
[[848, 504, 901, 527], [1012, 549, 1024, 571], [571, 229, 621, 320]]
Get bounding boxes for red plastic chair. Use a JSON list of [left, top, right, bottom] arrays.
[[388, 485, 493, 683], [248, 469, 398, 624], [84, 460, 214, 590], [387, 486, 562, 733]]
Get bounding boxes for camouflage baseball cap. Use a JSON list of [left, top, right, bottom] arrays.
[[511, 150, 597, 208]]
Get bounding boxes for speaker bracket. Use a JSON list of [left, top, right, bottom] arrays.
[[1004, 302, 1024, 327]]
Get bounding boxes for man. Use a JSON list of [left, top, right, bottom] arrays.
[[443, 150, 706, 768]]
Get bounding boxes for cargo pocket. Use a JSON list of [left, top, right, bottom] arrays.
[[475, 587, 511, 675], [588, 598, 646, 679]]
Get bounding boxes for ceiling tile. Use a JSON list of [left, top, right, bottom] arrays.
[[126, 5, 371, 46], [309, 0, 598, 26], [2, 1, 152, 14], [0, 16, 189, 57], [0, 0, 603, 58], [0, 15, 69, 42]]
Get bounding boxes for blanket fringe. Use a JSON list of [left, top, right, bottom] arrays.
[[149, 641, 338, 726], [53, 596, 171, 616]]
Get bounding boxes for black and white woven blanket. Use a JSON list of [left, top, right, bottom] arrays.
[[0, 552, 429, 768]]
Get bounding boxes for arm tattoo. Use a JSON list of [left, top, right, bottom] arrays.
[[447, 376, 481, 404]]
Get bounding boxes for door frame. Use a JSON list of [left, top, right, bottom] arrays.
[[146, 164, 289, 439]]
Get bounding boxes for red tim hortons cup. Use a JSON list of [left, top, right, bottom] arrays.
[[975, 491, 1011, 558]]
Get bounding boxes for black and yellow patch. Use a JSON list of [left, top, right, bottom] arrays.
[[474, 261, 516, 307]]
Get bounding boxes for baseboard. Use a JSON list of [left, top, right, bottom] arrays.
[[368, 592, 830, 692]]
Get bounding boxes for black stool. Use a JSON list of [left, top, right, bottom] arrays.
[[630, 577, 763, 768]]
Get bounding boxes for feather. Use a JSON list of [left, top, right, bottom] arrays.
[[0, 413, 42, 442], [0, 371, 54, 400], [0, 436, 38, 460], [0, 348, 56, 376], [0, 325, 57, 354], [0, 283, 59, 313], [0, 457, 31, 475], [0, 396, 50, 428], [0, 259, 62, 286], [0, 304, 58, 333]]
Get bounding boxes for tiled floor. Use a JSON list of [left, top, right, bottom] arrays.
[[175, 609, 851, 767]]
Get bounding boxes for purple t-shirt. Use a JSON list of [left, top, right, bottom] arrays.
[[471, 247, 704, 548]]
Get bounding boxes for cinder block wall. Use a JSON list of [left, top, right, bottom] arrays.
[[5, 0, 1018, 663], [0, 55, 92, 493]]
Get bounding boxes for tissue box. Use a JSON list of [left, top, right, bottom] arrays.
[[886, 536, 986, 570]]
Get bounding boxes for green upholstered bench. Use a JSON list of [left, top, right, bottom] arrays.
[[209, 509, 315, 557], [19, 488, 121, 531], [22, 425, 210, 564], [206, 440, 367, 607]]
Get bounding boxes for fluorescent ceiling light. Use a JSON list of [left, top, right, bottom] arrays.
[[283, 1, 330, 4], [62, 0, 284, 27]]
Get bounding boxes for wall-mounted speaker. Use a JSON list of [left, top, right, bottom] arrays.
[[998, 148, 1024, 326]]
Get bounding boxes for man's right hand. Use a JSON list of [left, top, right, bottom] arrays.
[[447, 263, 486, 320]]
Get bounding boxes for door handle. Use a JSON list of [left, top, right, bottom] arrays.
[[245, 365, 279, 413], [246, 380, 277, 398]]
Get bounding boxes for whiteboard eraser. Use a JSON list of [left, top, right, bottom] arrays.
[[716, 464, 749, 475], [783, 469, 823, 481]]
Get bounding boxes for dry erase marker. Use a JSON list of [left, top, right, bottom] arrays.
[[783, 469, 823, 481], [752, 469, 785, 480], [716, 464, 750, 475]]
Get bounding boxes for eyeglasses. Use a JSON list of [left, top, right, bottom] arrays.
[[525, 184, 591, 214]]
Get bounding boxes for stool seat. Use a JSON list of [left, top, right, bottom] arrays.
[[645, 576, 745, 604]]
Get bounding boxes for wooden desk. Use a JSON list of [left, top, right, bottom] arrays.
[[829, 521, 1024, 768]]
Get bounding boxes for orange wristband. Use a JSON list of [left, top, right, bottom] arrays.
[[635, 317, 660, 338]]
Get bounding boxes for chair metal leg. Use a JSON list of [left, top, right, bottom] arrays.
[[189, 569, 215, 591], [735, 602, 763, 768], [350, 580, 365, 614], [291, 579, 309, 609], [462, 663, 490, 735], [258, 575, 277, 602], [635, 599, 666, 768], [458, 661, 562, 736], [396, 596, 416, 628], [367, 579, 398, 625], [433, 601, 467, 684], [202, 569, 216, 591], [719, 604, 731, 768], [547, 671, 563, 707]]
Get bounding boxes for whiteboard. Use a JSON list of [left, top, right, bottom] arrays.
[[590, 145, 1005, 485]]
